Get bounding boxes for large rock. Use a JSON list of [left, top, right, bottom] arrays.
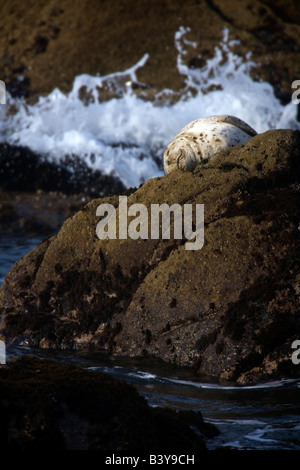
[[0, 0, 299, 104], [0, 355, 217, 450], [1, 129, 300, 384]]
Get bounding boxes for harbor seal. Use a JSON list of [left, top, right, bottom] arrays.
[[163, 115, 257, 174]]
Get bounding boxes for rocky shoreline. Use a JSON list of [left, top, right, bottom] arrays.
[[1, 0, 300, 451], [0, 142, 126, 238], [1, 129, 299, 385], [0, 355, 218, 450], [1, 0, 300, 106]]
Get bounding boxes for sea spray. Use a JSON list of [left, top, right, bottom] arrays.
[[0, 27, 298, 188]]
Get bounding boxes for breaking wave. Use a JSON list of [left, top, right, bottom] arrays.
[[0, 27, 298, 189]]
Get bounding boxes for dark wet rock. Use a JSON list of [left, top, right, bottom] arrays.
[[0, 355, 217, 450], [0, 1, 299, 105], [0, 143, 125, 198], [0, 129, 300, 384], [0, 189, 92, 237]]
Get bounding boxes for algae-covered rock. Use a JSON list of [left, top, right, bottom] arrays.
[[1, 129, 300, 383], [0, 356, 216, 450]]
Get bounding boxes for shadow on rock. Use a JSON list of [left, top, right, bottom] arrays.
[[0, 356, 218, 450]]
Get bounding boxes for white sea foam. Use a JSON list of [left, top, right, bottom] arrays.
[[0, 27, 298, 189], [164, 377, 299, 390], [245, 426, 278, 444], [88, 363, 300, 391]]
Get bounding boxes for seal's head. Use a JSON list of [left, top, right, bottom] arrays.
[[163, 138, 198, 174], [163, 115, 257, 176]]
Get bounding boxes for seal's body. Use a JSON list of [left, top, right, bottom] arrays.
[[164, 115, 257, 174]]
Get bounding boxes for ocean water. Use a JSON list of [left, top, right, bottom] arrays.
[[0, 27, 299, 189], [4, 341, 300, 451], [89, 363, 300, 451], [0, 27, 300, 450], [0, 236, 45, 286]]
